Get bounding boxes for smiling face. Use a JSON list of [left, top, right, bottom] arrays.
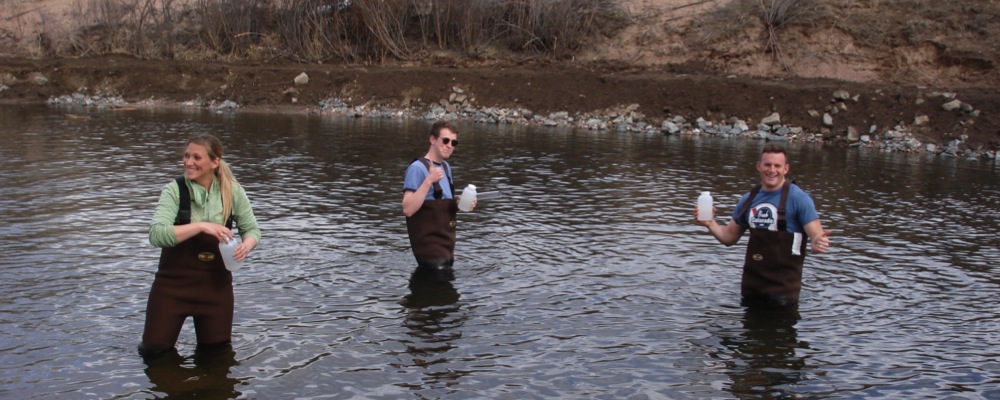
[[756, 150, 789, 191], [184, 142, 219, 188], [430, 127, 457, 161]]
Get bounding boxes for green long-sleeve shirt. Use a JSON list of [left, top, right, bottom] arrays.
[[149, 177, 261, 248]]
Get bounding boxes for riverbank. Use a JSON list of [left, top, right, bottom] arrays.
[[2, 55, 999, 160], [3, 1, 1000, 157]]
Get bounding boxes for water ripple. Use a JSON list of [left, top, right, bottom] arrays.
[[0, 107, 997, 399]]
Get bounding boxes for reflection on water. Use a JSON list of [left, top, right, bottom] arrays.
[[143, 345, 242, 399], [398, 280, 465, 393], [0, 105, 998, 399], [717, 305, 807, 399]]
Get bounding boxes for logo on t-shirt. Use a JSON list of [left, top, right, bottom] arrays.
[[750, 203, 778, 231]]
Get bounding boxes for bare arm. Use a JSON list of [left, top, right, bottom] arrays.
[[402, 162, 445, 217], [696, 206, 746, 246], [171, 222, 256, 261], [173, 222, 234, 244], [150, 183, 234, 248], [804, 219, 831, 253], [402, 183, 431, 217], [235, 237, 257, 261]]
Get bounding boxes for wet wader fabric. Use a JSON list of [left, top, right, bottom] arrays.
[[140, 177, 235, 355], [405, 158, 458, 282], [738, 182, 807, 305]]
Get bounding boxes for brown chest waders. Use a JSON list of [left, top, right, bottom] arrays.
[[738, 182, 807, 306], [140, 177, 234, 356], [405, 158, 458, 283]]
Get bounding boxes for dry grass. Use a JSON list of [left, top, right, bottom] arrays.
[[3, 0, 629, 63], [3, 0, 999, 86], [684, 0, 829, 69], [836, 0, 1000, 48]]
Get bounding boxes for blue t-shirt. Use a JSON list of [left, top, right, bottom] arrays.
[[731, 183, 819, 233], [403, 159, 453, 200]]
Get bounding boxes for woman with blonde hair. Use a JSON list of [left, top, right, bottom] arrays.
[[140, 134, 260, 357]]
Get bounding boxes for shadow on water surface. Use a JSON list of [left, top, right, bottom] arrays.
[[142, 344, 243, 399], [395, 278, 468, 393], [716, 304, 809, 399]]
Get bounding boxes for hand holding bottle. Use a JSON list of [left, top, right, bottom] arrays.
[[458, 184, 477, 212], [219, 238, 244, 271]]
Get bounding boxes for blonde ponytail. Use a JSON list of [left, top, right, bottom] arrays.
[[216, 159, 238, 220]]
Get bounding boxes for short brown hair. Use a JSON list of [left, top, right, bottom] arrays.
[[761, 143, 787, 159], [428, 121, 458, 138]]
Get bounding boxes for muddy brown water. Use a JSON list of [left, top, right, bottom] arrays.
[[1, 105, 998, 399]]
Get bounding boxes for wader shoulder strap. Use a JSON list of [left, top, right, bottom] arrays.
[[417, 158, 453, 200], [737, 182, 792, 231], [174, 177, 190, 225], [776, 181, 792, 232], [173, 176, 233, 229]]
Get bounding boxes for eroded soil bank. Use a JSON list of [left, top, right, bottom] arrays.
[[1, 55, 998, 153]]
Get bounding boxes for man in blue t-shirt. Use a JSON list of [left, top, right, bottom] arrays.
[[402, 121, 475, 285], [696, 143, 831, 305]]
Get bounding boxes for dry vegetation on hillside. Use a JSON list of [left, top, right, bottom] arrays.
[[1, 0, 998, 148], [2, 0, 998, 87]]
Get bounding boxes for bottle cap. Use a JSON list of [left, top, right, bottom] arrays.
[[468, 184, 477, 190]]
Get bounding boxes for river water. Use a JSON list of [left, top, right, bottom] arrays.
[[1, 105, 998, 399]]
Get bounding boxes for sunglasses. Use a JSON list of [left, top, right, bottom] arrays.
[[440, 137, 459, 147]]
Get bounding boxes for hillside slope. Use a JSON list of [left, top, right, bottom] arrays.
[[1, 0, 998, 148]]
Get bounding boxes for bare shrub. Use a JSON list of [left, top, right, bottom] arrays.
[[70, 0, 134, 55], [62, 0, 183, 58], [837, 0, 1000, 50], [502, 0, 627, 59], [53, 0, 627, 63], [159, 0, 177, 58], [272, 0, 345, 62], [455, 0, 505, 57], [193, 0, 276, 58], [351, 0, 413, 62], [759, 0, 825, 30], [758, 0, 827, 67], [400, 0, 503, 57], [409, 0, 627, 60], [687, 0, 827, 68], [424, 0, 468, 50], [0, 27, 16, 56], [271, 0, 412, 64], [683, 1, 755, 51]]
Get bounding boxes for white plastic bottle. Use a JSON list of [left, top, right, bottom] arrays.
[[458, 184, 477, 212], [697, 191, 713, 221], [219, 238, 244, 271]]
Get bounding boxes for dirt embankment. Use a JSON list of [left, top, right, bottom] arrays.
[[1, 0, 999, 149], [3, 55, 998, 150]]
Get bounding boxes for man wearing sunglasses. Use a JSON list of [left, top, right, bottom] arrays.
[[402, 121, 475, 285]]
